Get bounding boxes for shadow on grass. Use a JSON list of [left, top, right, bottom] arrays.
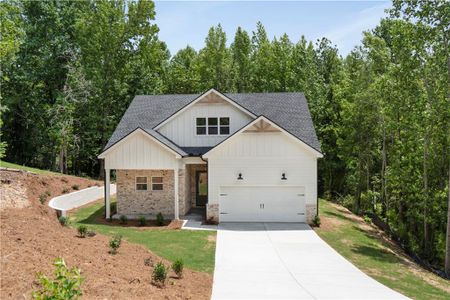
[[76, 205, 105, 225], [350, 244, 403, 265], [323, 211, 354, 223]]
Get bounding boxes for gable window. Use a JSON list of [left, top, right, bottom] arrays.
[[136, 177, 147, 191], [196, 118, 206, 135], [196, 117, 230, 136], [220, 117, 230, 135], [151, 176, 163, 191], [208, 117, 218, 135]]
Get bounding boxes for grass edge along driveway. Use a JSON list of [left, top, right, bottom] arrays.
[[70, 200, 216, 273], [315, 199, 450, 300]]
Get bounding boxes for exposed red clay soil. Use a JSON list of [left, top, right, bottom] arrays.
[[0, 169, 212, 299]]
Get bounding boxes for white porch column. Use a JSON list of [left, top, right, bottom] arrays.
[[174, 167, 179, 220], [105, 169, 111, 219]]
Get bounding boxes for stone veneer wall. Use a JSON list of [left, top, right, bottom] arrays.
[[187, 164, 207, 207], [206, 203, 219, 223], [178, 168, 190, 215], [116, 169, 175, 217], [305, 204, 317, 224]]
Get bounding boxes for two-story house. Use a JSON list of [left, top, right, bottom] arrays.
[[98, 89, 323, 223]]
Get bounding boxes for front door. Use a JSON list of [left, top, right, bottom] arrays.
[[196, 171, 208, 206]]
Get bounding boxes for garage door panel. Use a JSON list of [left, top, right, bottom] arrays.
[[219, 186, 305, 222]]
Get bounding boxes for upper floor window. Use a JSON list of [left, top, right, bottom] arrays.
[[196, 117, 229, 136]]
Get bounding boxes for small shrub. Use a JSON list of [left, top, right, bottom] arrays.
[[77, 225, 88, 238], [58, 216, 69, 226], [138, 216, 146, 226], [156, 213, 164, 226], [312, 215, 321, 227], [71, 184, 80, 190], [38, 193, 47, 204], [45, 190, 51, 197], [152, 262, 167, 286], [363, 214, 372, 224], [172, 258, 184, 278], [109, 235, 122, 254], [62, 187, 70, 194], [32, 257, 83, 299], [119, 215, 128, 225], [110, 202, 117, 214]]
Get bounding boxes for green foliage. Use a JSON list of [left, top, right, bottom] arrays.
[[58, 216, 69, 226], [71, 184, 80, 190], [62, 187, 70, 194], [172, 258, 184, 278], [119, 215, 128, 225], [152, 262, 168, 286], [138, 216, 146, 227], [77, 225, 87, 238], [156, 213, 164, 226], [312, 215, 321, 227], [363, 215, 372, 224], [109, 235, 122, 255], [38, 193, 47, 205], [32, 257, 83, 300]]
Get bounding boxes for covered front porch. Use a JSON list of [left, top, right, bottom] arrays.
[[104, 161, 208, 221]]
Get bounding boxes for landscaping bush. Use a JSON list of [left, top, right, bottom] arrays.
[[38, 193, 47, 204], [71, 184, 80, 190], [110, 202, 117, 214], [109, 235, 122, 254], [45, 190, 51, 197], [312, 215, 321, 227], [58, 216, 69, 226], [172, 258, 184, 278], [77, 225, 88, 238], [152, 262, 167, 286], [62, 187, 70, 194], [144, 258, 153, 267], [156, 213, 164, 226], [32, 257, 83, 299], [119, 215, 128, 224], [138, 216, 146, 226]]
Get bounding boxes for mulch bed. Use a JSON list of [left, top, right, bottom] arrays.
[[0, 169, 212, 299]]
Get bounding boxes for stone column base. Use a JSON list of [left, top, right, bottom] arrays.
[[206, 203, 219, 224], [306, 204, 317, 224]]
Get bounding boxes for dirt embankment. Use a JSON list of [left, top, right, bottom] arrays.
[[0, 169, 212, 299]]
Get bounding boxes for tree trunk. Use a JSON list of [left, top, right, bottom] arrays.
[[381, 124, 387, 218], [423, 134, 429, 254], [445, 163, 450, 275]]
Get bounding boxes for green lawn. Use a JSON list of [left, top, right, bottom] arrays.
[[70, 200, 216, 273], [315, 199, 450, 300], [0, 160, 60, 175]]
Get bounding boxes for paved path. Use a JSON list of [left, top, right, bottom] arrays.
[[49, 184, 116, 216], [212, 223, 408, 300]]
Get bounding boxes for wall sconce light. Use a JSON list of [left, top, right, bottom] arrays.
[[237, 173, 243, 180], [281, 173, 287, 180]]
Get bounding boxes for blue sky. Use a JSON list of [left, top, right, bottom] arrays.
[[154, 1, 391, 57]]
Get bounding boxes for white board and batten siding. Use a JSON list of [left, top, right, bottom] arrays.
[[103, 131, 178, 170], [158, 103, 253, 147], [207, 132, 318, 222]]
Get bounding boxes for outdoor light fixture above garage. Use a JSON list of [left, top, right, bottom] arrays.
[[237, 173, 243, 180], [281, 173, 287, 180]]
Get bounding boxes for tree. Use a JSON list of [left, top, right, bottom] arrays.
[[167, 46, 200, 93], [230, 27, 252, 92], [197, 24, 231, 91], [250, 22, 273, 92]]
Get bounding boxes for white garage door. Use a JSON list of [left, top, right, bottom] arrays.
[[219, 186, 305, 222]]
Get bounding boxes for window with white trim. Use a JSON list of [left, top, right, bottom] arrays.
[[136, 177, 147, 191], [196, 117, 230, 136], [151, 176, 163, 191]]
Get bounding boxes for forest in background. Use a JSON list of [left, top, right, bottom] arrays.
[[1, 1, 449, 272]]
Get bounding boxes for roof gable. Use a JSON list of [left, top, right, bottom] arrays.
[[203, 116, 323, 158], [153, 89, 256, 130]]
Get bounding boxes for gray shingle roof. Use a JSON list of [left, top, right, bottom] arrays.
[[103, 92, 321, 155]]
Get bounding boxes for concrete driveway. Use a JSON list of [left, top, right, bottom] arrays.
[[212, 223, 407, 300]]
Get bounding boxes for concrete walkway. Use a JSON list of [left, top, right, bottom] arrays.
[[212, 223, 408, 300], [49, 184, 116, 216]]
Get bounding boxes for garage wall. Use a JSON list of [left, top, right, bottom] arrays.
[[206, 132, 318, 222]]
